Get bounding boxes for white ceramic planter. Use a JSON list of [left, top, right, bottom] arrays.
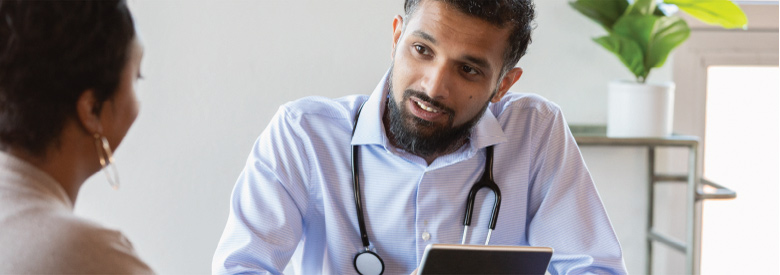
[[607, 80, 675, 137]]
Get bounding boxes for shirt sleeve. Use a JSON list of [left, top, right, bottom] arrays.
[[212, 106, 312, 275], [526, 107, 628, 275]]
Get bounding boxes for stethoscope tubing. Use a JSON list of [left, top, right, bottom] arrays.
[[461, 146, 501, 245], [350, 101, 502, 274], [352, 142, 372, 249], [352, 103, 372, 250]]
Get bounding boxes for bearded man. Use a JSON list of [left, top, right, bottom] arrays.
[[213, 1, 627, 274]]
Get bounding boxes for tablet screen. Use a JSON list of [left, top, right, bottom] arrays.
[[418, 244, 553, 275]]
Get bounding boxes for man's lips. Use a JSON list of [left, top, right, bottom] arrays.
[[408, 96, 446, 122]]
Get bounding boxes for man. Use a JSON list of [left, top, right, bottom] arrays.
[[213, 0, 627, 274]]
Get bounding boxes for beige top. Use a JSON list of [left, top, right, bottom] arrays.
[[0, 151, 153, 274]]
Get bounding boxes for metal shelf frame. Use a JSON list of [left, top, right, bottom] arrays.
[[570, 125, 736, 275]]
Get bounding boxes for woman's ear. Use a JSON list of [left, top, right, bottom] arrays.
[[76, 89, 103, 135]]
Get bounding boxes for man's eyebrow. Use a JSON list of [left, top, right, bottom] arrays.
[[463, 55, 492, 72], [412, 30, 437, 44]]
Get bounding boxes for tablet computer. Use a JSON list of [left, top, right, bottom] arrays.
[[418, 243, 553, 275]]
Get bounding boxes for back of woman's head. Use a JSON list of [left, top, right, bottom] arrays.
[[0, 0, 136, 156]]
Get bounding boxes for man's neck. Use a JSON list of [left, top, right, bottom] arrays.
[[420, 139, 467, 165]]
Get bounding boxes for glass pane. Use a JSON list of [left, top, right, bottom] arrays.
[[701, 66, 779, 275]]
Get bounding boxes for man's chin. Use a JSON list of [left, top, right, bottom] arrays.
[[406, 116, 447, 136]]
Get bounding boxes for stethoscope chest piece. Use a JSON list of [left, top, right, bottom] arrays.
[[354, 250, 384, 275]]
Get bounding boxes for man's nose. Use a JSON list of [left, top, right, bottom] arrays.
[[420, 64, 450, 100]]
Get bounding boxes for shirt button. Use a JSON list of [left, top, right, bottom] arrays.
[[422, 232, 431, 241]]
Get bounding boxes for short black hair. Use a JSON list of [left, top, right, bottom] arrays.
[[403, 0, 536, 74], [0, 0, 136, 156]]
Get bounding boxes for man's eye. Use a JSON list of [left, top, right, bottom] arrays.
[[414, 45, 430, 55], [462, 65, 478, 75]]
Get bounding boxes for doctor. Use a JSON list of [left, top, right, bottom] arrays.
[[213, 0, 627, 274]]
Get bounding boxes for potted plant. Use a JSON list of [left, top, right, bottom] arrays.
[[570, 0, 747, 137]]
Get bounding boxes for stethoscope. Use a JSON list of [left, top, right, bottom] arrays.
[[350, 103, 502, 275]]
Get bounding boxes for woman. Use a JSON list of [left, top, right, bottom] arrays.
[[0, 0, 153, 273]]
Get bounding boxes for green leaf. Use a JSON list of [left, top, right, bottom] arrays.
[[594, 34, 646, 80], [569, 0, 629, 31], [612, 15, 658, 55], [625, 0, 657, 16], [646, 16, 690, 69], [610, 15, 691, 78], [664, 0, 747, 29]]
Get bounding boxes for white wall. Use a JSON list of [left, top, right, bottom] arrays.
[[74, 1, 670, 273]]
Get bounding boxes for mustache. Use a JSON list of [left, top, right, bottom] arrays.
[[403, 89, 455, 116]]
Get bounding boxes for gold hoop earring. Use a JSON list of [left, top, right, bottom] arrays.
[[94, 134, 120, 190]]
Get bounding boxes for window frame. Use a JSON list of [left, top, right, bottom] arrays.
[[670, 3, 778, 274]]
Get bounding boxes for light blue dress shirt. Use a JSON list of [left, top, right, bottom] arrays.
[[213, 72, 627, 275]]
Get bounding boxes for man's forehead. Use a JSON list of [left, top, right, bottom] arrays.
[[403, 0, 511, 45], [404, 0, 510, 29]]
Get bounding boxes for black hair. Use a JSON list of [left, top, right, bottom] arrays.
[[403, 0, 536, 74], [0, 0, 136, 156]]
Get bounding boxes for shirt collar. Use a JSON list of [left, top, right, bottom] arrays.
[[350, 69, 507, 151], [350, 70, 391, 147], [468, 105, 508, 150], [0, 150, 73, 209]]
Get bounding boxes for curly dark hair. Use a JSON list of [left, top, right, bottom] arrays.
[[0, 0, 136, 156], [403, 0, 536, 74]]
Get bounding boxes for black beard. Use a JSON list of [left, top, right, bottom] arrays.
[[384, 75, 490, 158]]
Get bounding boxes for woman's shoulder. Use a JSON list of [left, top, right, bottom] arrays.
[[54, 214, 154, 273], [0, 209, 154, 274]]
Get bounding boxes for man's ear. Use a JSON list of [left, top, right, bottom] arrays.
[[391, 15, 404, 59], [491, 67, 523, 103], [76, 89, 103, 135]]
